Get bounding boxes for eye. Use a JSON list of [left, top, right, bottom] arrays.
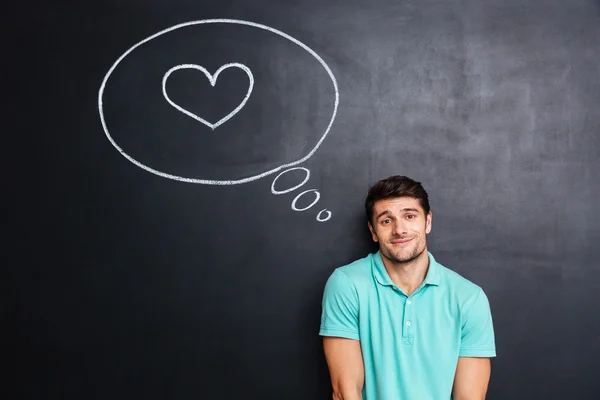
[[382, 219, 392, 224], [406, 214, 415, 220]]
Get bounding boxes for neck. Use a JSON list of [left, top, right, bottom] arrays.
[[381, 249, 430, 296]]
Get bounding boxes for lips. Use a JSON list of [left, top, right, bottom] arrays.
[[391, 238, 413, 245]]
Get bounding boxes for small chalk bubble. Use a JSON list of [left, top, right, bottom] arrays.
[[291, 189, 320, 211], [316, 209, 332, 222], [271, 167, 310, 195]]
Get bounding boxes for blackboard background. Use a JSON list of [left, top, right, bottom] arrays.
[[9, 0, 600, 399]]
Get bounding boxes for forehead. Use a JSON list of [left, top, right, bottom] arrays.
[[372, 197, 424, 214]]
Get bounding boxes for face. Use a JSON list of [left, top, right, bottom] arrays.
[[368, 197, 432, 265]]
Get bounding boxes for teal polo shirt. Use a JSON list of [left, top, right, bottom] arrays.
[[319, 251, 496, 400]]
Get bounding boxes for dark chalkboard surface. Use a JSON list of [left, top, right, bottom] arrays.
[[9, 0, 600, 398]]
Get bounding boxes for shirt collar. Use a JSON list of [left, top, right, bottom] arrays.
[[372, 250, 441, 287]]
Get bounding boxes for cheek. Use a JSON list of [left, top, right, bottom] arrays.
[[373, 227, 389, 241], [369, 228, 380, 241]]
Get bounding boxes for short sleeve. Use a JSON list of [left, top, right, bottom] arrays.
[[319, 269, 360, 340], [459, 288, 496, 357]]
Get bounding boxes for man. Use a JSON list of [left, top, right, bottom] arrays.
[[319, 175, 496, 400]]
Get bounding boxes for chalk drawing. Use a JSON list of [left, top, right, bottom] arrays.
[[271, 167, 311, 195], [292, 189, 320, 211], [162, 63, 254, 130], [316, 209, 332, 222], [98, 19, 339, 186], [98, 19, 337, 221], [270, 167, 331, 222]]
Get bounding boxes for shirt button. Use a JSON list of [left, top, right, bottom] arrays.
[[407, 300, 412, 305], [406, 321, 411, 326]]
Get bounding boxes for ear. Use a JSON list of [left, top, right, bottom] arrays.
[[425, 212, 432, 234], [368, 221, 379, 243]]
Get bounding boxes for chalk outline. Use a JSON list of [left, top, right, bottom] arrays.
[[270, 167, 310, 195], [291, 189, 320, 211], [316, 209, 332, 222], [98, 19, 339, 185], [271, 166, 331, 221], [162, 63, 254, 130]]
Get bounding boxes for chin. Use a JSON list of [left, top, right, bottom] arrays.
[[390, 247, 425, 264], [396, 254, 419, 264]]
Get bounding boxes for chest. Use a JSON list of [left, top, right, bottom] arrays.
[[359, 286, 462, 354]]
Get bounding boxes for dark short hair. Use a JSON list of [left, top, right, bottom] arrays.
[[365, 175, 431, 224]]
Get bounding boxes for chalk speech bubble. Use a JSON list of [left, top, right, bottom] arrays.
[[98, 19, 339, 185]]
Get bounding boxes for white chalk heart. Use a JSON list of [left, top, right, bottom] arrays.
[[162, 63, 254, 130]]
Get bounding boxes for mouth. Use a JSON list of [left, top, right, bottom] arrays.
[[390, 238, 413, 246]]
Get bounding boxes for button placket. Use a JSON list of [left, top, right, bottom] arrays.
[[403, 296, 414, 342]]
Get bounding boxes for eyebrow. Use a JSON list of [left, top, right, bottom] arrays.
[[375, 208, 420, 220]]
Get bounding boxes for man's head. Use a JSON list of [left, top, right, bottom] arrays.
[[365, 176, 432, 265]]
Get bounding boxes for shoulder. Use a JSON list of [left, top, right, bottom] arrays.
[[335, 253, 376, 283], [324, 253, 375, 292], [440, 263, 482, 294], [435, 256, 490, 311]]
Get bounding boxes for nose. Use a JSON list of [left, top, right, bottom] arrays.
[[393, 219, 408, 236]]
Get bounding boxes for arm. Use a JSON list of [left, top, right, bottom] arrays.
[[453, 288, 496, 399], [323, 337, 364, 400], [452, 357, 491, 400], [319, 269, 363, 399]]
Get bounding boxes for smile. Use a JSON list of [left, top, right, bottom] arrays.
[[391, 238, 413, 245]]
